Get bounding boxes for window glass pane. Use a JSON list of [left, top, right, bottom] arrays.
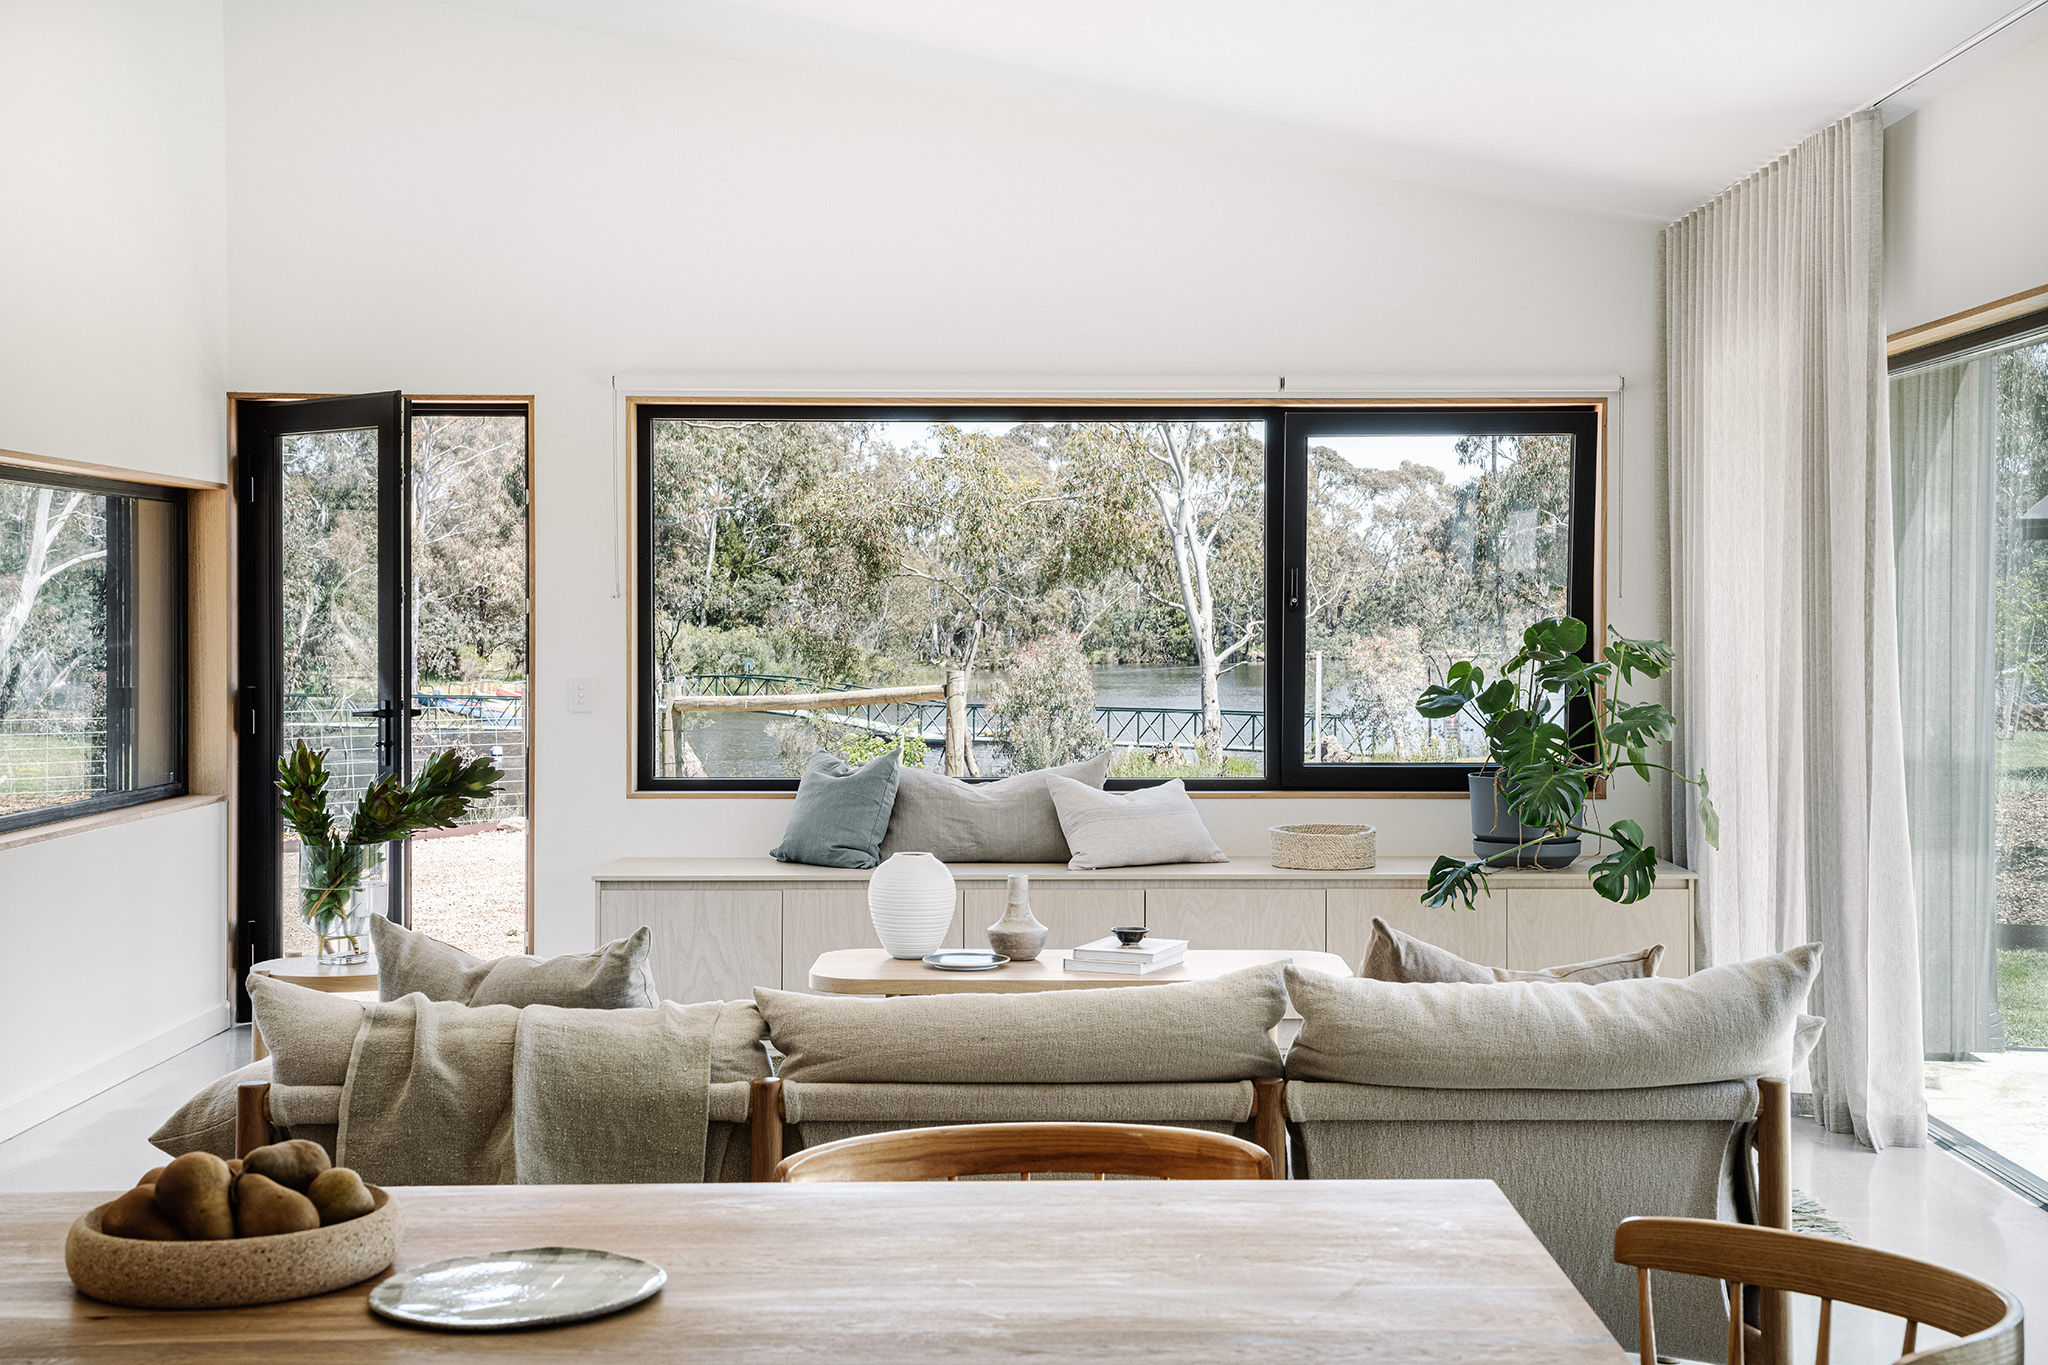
[[648, 418, 1266, 780], [1304, 433, 1573, 764], [0, 475, 182, 825], [409, 411, 529, 958]]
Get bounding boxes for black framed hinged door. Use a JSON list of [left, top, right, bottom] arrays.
[[235, 392, 412, 1014]]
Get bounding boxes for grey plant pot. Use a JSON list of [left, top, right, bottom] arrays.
[[1468, 771, 1582, 868]]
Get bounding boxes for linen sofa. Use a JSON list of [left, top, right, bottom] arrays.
[[218, 955, 1807, 1361]]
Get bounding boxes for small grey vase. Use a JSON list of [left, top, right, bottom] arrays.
[[986, 874, 1049, 961]]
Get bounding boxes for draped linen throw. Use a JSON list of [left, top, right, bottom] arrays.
[[337, 995, 721, 1184], [1663, 110, 1926, 1148]]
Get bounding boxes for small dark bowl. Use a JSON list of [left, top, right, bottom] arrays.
[[1111, 926, 1148, 946]]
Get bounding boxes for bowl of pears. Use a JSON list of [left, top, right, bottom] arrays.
[[65, 1141, 402, 1309]]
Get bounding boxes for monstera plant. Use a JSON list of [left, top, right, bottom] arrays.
[[1414, 616, 1717, 910]]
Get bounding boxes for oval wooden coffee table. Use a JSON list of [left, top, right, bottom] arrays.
[[809, 947, 1351, 995]]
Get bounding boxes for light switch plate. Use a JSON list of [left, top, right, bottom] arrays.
[[567, 676, 596, 713]]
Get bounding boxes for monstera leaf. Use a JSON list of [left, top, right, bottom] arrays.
[[1589, 820, 1659, 903], [1424, 855, 1493, 912]]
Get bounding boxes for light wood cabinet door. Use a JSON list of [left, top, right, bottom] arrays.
[[783, 887, 965, 991], [600, 884, 781, 1005], [963, 886, 1144, 953], [1327, 887, 1508, 972], [1504, 886, 1693, 975], [1143, 889, 1324, 951]]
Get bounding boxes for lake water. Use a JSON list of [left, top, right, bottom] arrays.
[[681, 663, 1267, 778]]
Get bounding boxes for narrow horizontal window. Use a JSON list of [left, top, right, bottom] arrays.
[[0, 467, 185, 832]]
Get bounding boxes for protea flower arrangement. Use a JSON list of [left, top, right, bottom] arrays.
[[278, 741, 503, 962]]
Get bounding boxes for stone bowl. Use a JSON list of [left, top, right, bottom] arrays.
[[65, 1185, 401, 1309]]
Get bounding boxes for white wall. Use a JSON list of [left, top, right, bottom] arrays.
[[221, 0, 1666, 952], [0, 0, 231, 1139], [1885, 28, 2048, 334]]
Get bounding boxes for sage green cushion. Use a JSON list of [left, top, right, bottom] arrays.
[[771, 749, 901, 869], [754, 963, 1287, 1083], [1362, 917, 1664, 984], [369, 915, 658, 1009], [1285, 945, 1821, 1089], [879, 750, 1111, 863]]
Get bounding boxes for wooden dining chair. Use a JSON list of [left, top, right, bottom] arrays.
[[1613, 1217, 2022, 1365], [771, 1121, 1274, 1183]]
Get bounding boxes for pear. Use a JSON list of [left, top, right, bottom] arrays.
[[101, 1185, 184, 1241], [137, 1165, 166, 1187], [243, 1139, 330, 1192], [232, 1172, 319, 1237], [305, 1167, 375, 1225], [153, 1151, 235, 1240]]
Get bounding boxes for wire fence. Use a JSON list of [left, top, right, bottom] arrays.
[[0, 713, 103, 812], [0, 695, 528, 821]]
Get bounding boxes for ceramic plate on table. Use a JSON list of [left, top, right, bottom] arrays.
[[922, 950, 1010, 971], [368, 1246, 665, 1331]]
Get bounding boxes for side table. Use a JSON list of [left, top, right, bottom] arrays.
[[247, 955, 379, 1061]]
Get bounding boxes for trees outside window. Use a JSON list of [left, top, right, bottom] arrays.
[[636, 404, 1595, 790]]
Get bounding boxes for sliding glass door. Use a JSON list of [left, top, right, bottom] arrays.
[[1893, 314, 2048, 1196]]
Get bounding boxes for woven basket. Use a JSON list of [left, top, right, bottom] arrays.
[[1269, 823, 1377, 871]]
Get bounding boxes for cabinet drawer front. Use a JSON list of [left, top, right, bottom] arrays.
[[963, 886, 1143, 953], [785, 887, 964, 991], [1143, 888, 1325, 951], [600, 885, 781, 1005], [1327, 888, 1507, 971], [1504, 887, 1693, 975]]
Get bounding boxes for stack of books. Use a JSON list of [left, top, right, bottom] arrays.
[[1062, 935, 1189, 975]]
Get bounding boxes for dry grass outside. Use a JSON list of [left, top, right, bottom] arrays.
[[280, 824, 526, 963]]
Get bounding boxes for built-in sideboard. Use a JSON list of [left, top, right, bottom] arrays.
[[592, 857, 1699, 1006]]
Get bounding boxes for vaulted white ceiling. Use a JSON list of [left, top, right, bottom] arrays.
[[450, 0, 2042, 219]]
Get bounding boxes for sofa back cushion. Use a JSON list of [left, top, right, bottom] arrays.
[[754, 963, 1286, 1083], [371, 915, 659, 1009], [879, 750, 1111, 863], [1362, 917, 1663, 984], [247, 971, 368, 1087], [1284, 945, 1821, 1089]]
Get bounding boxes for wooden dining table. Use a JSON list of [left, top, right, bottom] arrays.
[[0, 1179, 1631, 1362]]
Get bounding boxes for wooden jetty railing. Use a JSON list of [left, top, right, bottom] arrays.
[[663, 670, 974, 776]]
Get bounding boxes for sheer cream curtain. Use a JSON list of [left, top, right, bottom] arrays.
[[1663, 110, 1926, 1149], [1893, 359, 2004, 1059]]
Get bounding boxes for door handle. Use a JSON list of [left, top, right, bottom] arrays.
[[350, 702, 423, 768]]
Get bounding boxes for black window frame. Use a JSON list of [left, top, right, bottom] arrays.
[[0, 463, 188, 834], [632, 401, 1601, 794]]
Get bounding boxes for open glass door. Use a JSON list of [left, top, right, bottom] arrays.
[[236, 393, 410, 1010]]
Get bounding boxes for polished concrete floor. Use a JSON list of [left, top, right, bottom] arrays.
[[2, 1028, 2042, 1362]]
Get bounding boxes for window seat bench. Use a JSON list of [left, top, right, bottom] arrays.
[[592, 856, 1699, 1004]]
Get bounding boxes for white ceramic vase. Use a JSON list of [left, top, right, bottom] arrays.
[[868, 852, 956, 959]]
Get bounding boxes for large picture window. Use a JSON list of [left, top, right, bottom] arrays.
[[0, 466, 185, 832], [634, 403, 1599, 792]]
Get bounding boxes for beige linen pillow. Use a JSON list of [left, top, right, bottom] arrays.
[[754, 963, 1286, 1083], [1044, 776, 1227, 871], [1284, 944, 1822, 1089], [248, 971, 368, 1087], [370, 915, 660, 1009], [1363, 916, 1664, 984], [879, 750, 1112, 863]]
